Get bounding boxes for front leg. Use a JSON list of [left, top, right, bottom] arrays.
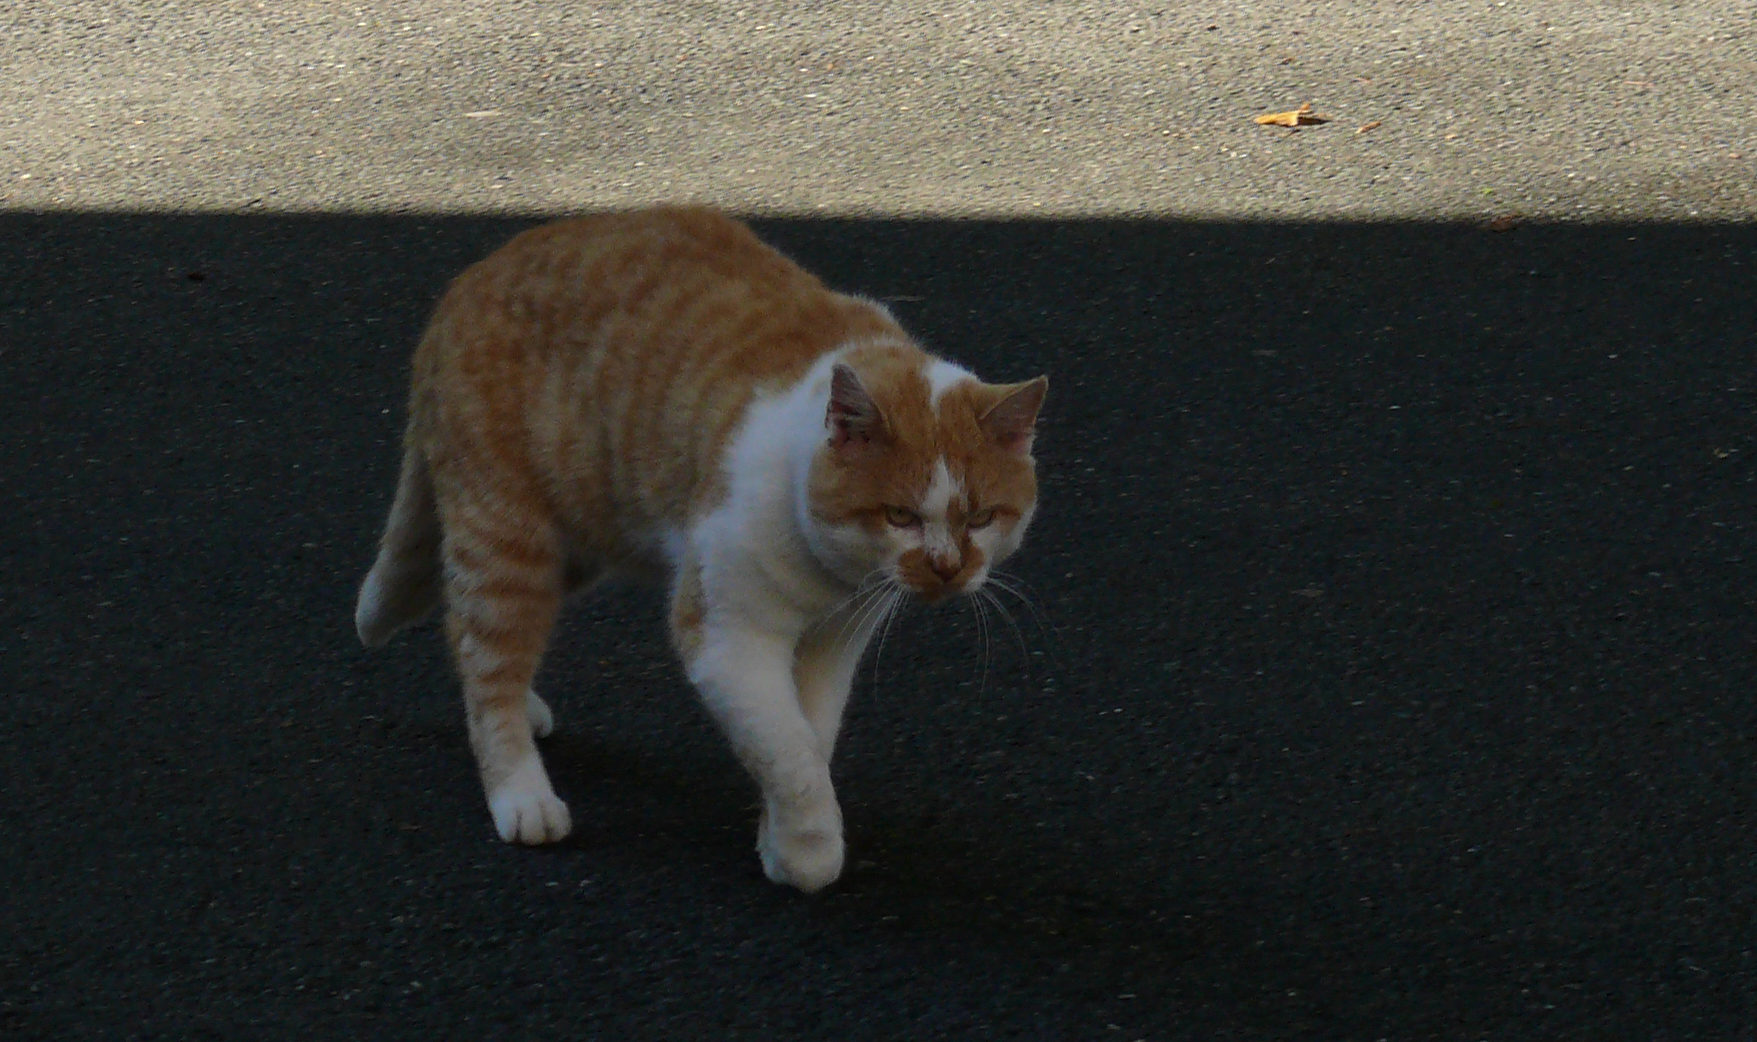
[[794, 600, 885, 764], [674, 585, 843, 891]]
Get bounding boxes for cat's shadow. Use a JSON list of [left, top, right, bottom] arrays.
[[538, 727, 1217, 982], [539, 727, 755, 852]]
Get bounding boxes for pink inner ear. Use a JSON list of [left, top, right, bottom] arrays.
[[828, 417, 870, 449], [827, 363, 886, 447]]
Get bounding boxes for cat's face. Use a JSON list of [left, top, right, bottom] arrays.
[[805, 351, 1046, 602]]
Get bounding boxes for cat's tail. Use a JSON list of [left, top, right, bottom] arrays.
[[355, 442, 443, 647]]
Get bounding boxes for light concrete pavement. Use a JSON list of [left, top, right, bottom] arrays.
[[5, 1, 1754, 219]]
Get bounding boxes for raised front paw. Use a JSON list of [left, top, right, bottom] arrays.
[[757, 797, 845, 893], [486, 758, 571, 845]]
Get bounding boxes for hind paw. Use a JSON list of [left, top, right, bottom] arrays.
[[487, 758, 571, 845], [525, 689, 555, 738]]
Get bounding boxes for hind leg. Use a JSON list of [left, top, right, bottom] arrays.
[[524, 688, 556, 738], [440, 489, 571, 845], [518, 557, 603, 739]]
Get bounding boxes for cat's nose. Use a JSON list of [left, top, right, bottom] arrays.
[[929, 556, 960, 583]]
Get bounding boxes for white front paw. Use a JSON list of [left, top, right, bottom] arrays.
[[487, 759, 571, 845], [757, 796, 845, 893]]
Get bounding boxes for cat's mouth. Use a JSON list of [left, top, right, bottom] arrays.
[[896, 547, 984, 602], [909, 581, 961, 604]]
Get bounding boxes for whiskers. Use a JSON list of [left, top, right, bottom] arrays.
[[968, 583, 996, 693], [967, 569, 1064, 692], [813, 568, 1060, 701], [869, 579, 909, 679], [815, 568, 909, 661]]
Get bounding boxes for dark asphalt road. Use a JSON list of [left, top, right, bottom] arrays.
[[2, 212, 1753, 1039]]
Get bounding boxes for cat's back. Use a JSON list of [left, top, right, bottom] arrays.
[[410, 206, 904, 540], [439, 206, 806, 322]]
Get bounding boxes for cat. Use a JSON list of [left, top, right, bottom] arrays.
[[354, 206, 1047, 892]]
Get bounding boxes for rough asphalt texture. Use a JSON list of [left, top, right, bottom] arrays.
[[3, 4, 1755, 1041]]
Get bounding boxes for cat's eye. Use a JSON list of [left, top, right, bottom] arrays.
[[884, 505, 922, 528], [966, 508, 996, 529]]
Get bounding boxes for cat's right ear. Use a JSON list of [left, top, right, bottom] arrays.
[[827, 363, 889, 449], [977, 375, 1048, 455]]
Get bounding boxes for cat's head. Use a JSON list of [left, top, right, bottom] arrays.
[[804, 347, 1046, 602]]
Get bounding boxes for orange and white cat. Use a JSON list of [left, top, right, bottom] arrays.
[[355, 207, 1046, 892]]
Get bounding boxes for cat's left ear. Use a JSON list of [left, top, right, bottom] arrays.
[[978, 376, 1048, 454]]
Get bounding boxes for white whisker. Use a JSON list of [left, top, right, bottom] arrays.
[[984, 570, 1069, 680], [871, 586, 907, 683], [968, 590, 992, 695], [840, 576, 896, 647], [979, 587, 1033, 681], [811, 567, 897, 651], [813, 568, 890, 629]]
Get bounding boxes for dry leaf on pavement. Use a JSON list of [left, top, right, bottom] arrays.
[[1255, 102, 1329, 127]]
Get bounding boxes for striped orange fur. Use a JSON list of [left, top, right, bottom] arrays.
[[356, 207, 1046, 890]]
